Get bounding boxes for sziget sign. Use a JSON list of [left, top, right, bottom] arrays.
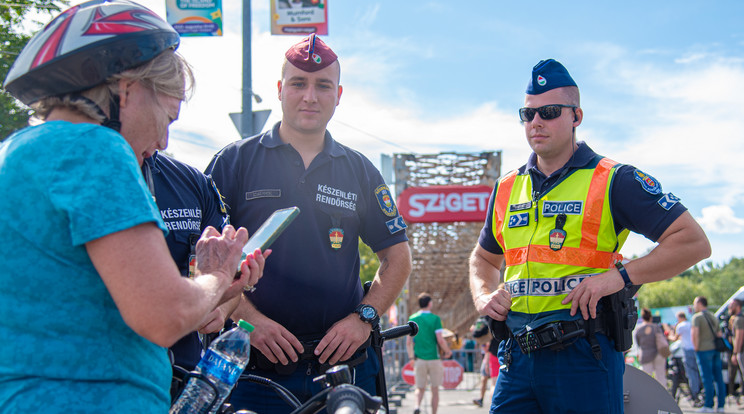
[[397, 185, 492, 223]]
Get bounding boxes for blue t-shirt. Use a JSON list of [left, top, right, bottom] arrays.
[[206, 122, 408, 339], [144, 152, 228, 370], [0, 121, 170, 412]]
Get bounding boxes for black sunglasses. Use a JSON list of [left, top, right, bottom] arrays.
[[519, 104, 577, 123]]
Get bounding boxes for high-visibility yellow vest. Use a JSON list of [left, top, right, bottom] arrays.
[[491, 157, 629, 315]]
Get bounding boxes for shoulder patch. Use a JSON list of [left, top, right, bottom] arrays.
[[634, 169, 662, 195], [386, 216, 407, 234], [657, 193, 680, 210], [208, 177, 229, 216], [375, 184, 398, 217]]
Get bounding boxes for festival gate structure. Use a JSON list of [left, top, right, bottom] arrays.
[[390, 151, 501, 336]]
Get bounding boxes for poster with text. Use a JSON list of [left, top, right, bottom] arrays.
[[271, 0, 328, 36], [166, 0, 223, 37]]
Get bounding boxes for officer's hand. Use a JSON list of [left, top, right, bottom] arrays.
[[249, 313, 304, 365], [562, 271, 624, 319], [316, 314, 371, 365], [475, 288, 512, 321]]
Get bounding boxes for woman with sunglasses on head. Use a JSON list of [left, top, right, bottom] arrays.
[[0, 1, 266, 412], [468, 59, 711, 413]]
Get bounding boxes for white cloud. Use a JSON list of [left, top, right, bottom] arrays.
[[698, 205, 744, 234]]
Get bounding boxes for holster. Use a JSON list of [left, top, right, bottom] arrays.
[[600, 284, 640, 352], [485, 316, 510, 343]]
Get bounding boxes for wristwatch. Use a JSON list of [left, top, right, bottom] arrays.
[[354, 304, 380, 329]]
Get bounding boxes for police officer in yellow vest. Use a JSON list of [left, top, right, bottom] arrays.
[[468, 59, 711, 414]]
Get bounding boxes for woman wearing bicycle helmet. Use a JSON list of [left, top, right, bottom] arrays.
[[0, 1, 263, 412]]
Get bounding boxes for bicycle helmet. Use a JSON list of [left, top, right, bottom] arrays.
[[3, 0, 180, 106]]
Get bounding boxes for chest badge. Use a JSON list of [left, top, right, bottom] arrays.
[[329, 228, 344, 250], [549, 213, 567, 251]]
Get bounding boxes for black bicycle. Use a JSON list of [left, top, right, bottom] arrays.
[[171, 321, 418, 414]]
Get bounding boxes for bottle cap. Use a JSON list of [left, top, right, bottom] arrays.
[[237, 319, 255, 332]]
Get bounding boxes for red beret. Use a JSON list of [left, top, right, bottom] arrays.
[[284, 34, 338, 72]]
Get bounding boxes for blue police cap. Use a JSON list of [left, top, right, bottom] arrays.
[[526, 59, 577, 95]]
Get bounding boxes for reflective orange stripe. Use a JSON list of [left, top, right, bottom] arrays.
[[504, 245, 622, 269], [493, 170, 518, 249], [580, 157, 617, 250]]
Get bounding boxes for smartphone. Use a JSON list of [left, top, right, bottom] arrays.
[[241, 206, 300, 258]]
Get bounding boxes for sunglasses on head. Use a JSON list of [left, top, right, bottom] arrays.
[[518, 104, 577, 123]]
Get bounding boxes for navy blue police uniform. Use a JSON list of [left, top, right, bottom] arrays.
[[476, 59, 689, 413], [205, 122, 408, 411], [142, 152, 228, 373], [478, 144, 687, 413]]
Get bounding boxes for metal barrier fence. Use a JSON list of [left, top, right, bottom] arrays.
[[382, 338, 485, 391]]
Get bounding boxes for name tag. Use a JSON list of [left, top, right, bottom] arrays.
[[246, 189, 281, 200], [542, 200, 583, 217], [509, 201, 532, 212]]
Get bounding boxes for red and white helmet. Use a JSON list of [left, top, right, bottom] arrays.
[[3, 0, 180, 105]]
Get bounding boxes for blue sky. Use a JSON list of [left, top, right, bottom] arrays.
[[68, 1, 744, 266]]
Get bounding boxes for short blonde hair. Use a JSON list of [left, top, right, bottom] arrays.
[[32, 49, 194, 122]]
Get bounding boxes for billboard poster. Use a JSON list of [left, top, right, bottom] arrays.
[[166, 0, 223, 37], [271, 0, 328, 35], [397, 185, 493, 223]]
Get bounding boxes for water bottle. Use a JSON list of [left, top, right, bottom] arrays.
[[170, 319, 254, 414]]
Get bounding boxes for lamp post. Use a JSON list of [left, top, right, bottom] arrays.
[[230, 0, 270, 138]]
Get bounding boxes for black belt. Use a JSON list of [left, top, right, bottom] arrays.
[[249, 336, 370, 376], [513, 318, 607, 355]]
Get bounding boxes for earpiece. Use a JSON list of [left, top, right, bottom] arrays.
[[574, 114, 578, 122]]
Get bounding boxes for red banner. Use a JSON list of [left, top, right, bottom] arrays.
[[397, 185, 492, 223]]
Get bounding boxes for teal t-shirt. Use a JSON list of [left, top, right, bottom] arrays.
[[0, 122, 170, 412], [409, 310, 443, 360]]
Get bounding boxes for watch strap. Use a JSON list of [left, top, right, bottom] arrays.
[[615, 261, 632, 287]]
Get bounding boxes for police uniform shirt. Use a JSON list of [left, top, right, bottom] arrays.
[[206, 122, 408, 339], [143, 152, 228, 370], [478, 141, 687, 255]]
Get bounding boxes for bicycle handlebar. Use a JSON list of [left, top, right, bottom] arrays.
[[379, 321, 418, 341]]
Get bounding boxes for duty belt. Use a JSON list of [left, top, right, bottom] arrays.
[[513, 317, 607, 357], [249, 336, 370, 376]]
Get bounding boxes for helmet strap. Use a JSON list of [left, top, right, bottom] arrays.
[[101, 94, 122, 132], [68, 94, 121, 133]]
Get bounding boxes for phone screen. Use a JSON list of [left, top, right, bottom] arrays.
[[241, 206, 300, 256]]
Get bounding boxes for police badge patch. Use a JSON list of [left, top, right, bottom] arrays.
[[329, 228, 344, 249], [374, 185, 398, 217], [634, 169, 662, 195], [657, 193, 680, 210]]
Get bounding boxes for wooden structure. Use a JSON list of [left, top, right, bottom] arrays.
[[393, 151, 501, 337]]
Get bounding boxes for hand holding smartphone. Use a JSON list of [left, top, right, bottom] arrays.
[[236, 206, 300, 274]]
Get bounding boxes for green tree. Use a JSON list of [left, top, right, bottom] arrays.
[[637, 257, 744, 309], [359, 239, 379, 286], [1, 1, 65, 140]]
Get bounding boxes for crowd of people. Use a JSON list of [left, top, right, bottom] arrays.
[[633, 297, 744, 413], [1, 1, 715, 414]]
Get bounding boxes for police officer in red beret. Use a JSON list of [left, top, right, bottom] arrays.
[[206, 35, 412, 413]]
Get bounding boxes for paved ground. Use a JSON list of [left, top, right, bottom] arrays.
[[386, 373, 744, 414]]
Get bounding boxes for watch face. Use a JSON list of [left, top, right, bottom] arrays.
[[361, 306, 376, 319]]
